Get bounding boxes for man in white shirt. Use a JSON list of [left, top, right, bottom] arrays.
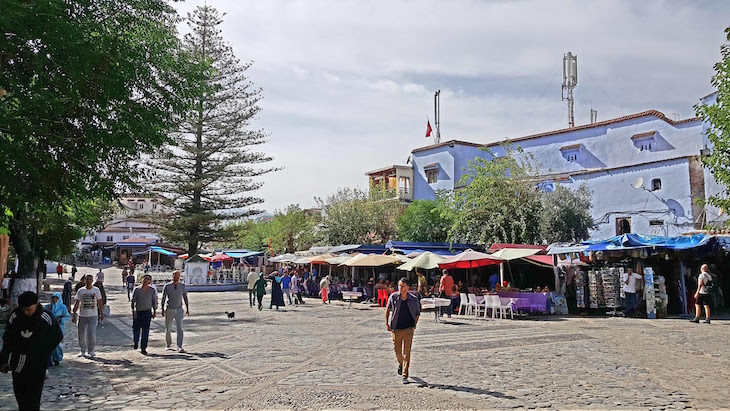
[[690, 264, 712, 324], [623, 268, 642, 318], [72, 275, 104, 357], [247, 269, 258, 308]]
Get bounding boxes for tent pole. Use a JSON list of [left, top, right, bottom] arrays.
[[499, 262, 504, 285]]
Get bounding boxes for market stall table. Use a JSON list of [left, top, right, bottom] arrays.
[[420, 298, 452, 323], [341, 291, 362, 309]]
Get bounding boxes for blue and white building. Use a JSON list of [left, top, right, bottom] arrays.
[[367, 93, 727, 239]]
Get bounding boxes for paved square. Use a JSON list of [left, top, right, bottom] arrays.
[[1, 267, 728, 410]]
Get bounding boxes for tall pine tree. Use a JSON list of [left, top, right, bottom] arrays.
[[147, 5, 277, 255]]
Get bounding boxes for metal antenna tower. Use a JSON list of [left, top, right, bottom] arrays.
[[434, 90, 441, 144], [562, 52, 578, 128]]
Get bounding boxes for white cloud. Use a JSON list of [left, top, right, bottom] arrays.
[[174, 0, 729, 212]]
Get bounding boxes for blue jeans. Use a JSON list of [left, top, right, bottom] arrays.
[[624, 292, 637, 317], [133, 310, 153, 350]]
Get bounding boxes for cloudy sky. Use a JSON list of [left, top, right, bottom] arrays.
[[173, 0, 729, 213]]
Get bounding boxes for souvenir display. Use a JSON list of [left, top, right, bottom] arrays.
[[655, 275, 668, 318], [644, 267, 656, 319], [588, 270, 604, 309], [574, 269, 586, 309], [602, 267, 622, 311]]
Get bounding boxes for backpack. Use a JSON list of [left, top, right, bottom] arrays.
[[702, 273, 715, 293]]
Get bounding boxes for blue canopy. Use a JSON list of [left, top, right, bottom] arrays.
[[132, 246, 176, 257], [224, 251, 264, 258], [385, 241, 481, 255], [581, 234, 713, 251]]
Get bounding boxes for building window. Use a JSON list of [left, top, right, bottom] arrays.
[[106, 235, 114, 242], [426, 169, 438, 184], [138, 199, 145, 210], [651, 179, 662, 191], [616, 217, 631, 235]]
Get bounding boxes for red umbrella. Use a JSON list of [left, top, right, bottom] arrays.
[[439, 249, 504, 292], [209, 253, 233, 262], [438, 249, 503, 269]]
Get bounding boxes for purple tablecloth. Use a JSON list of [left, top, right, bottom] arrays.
[[496, 291, 547, 313]]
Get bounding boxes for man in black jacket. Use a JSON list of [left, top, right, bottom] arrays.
[[0, 291, 63, 410]]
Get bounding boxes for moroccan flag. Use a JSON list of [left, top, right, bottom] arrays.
[[426, 120, 432, 137]]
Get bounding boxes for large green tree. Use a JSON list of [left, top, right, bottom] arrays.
[[316, 185, 406, 245], [146, 5, 277, 255], [440, 148, 543, 245], [0, 0, 189, 280], [696, 26, 730, 212], [539, 184, 594, 243], [397, 199, 451, 243]]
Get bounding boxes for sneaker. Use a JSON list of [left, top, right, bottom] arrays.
[[165, 346, 173, 351], [402, 376, 408, 384], [689, 317, 700, 323], [141, 349, 148, 355], [88, 352, 96, 358], [133, 343, 138, 350], [704, 319, 711, 325], [178, 348, 186, 353], [397, 365, 402, 375], [77, 352, 86, 357]]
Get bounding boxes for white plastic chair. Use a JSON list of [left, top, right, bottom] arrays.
[[466, 293, 479, 317], [498, 297, 515, 320], [485, 295, 500, 319], [459, 293, 470, 315]]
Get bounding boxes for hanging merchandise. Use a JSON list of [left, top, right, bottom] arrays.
[[588, 270, 605, 309], [602, 267, 622, 313], [655, 275, 669, 318], [574, 269, 586, 309], [644, 267, 657, 319]]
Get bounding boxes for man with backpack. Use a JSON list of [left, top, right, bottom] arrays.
[[690, 264, 713, 324]]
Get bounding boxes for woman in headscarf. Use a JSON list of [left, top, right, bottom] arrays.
[[62, 277, 74, 313], [319, 275, 331, 304], [45, 292, 71, 365], [254, 273, 267, 311], [269, 272, 285, 310]]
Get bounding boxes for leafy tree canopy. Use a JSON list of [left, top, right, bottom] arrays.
[[539, 184, 594, 243], [0, 0, 191, 277], [696, 26, 730, 212], [397, 199, 451, 243]]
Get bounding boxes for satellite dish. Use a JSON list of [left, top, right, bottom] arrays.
[[632, 177, 644, 190]]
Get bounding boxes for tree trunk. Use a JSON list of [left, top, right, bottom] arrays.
[[7, 213, 41, 307]]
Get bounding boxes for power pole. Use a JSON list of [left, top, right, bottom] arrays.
[[434, 90, 441, 144], [562, 52, 578, 128]]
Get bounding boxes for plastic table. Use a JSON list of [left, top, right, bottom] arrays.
[[420, 298, 452, 322], [342, 291, 362, 309]]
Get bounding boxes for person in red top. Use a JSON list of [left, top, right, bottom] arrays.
[[440, 269, 454, 317], [56, 264, 63, 279]]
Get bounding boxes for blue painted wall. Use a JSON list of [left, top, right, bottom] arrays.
[[410, 108, 727, 240]]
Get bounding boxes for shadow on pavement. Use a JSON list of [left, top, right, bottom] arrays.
[[87, 357, 132, 367], [409, 377, 516, 399], [145, 353, 198, 361]]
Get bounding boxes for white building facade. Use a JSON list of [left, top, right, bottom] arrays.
[[402, 95, 727, 240]]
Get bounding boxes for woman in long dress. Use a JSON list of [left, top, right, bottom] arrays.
[[269, 273, 285, 310]]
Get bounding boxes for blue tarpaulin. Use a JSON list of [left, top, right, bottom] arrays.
[[224, 251, 264, 258], [133, 246, 177, 257], [581, 233, 713, 251], [385, 241, 481, 255]]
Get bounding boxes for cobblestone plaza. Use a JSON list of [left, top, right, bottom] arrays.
[[1, 267, 728, 410]]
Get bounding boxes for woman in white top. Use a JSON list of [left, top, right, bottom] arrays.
[[690, 264, 712, 324]]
